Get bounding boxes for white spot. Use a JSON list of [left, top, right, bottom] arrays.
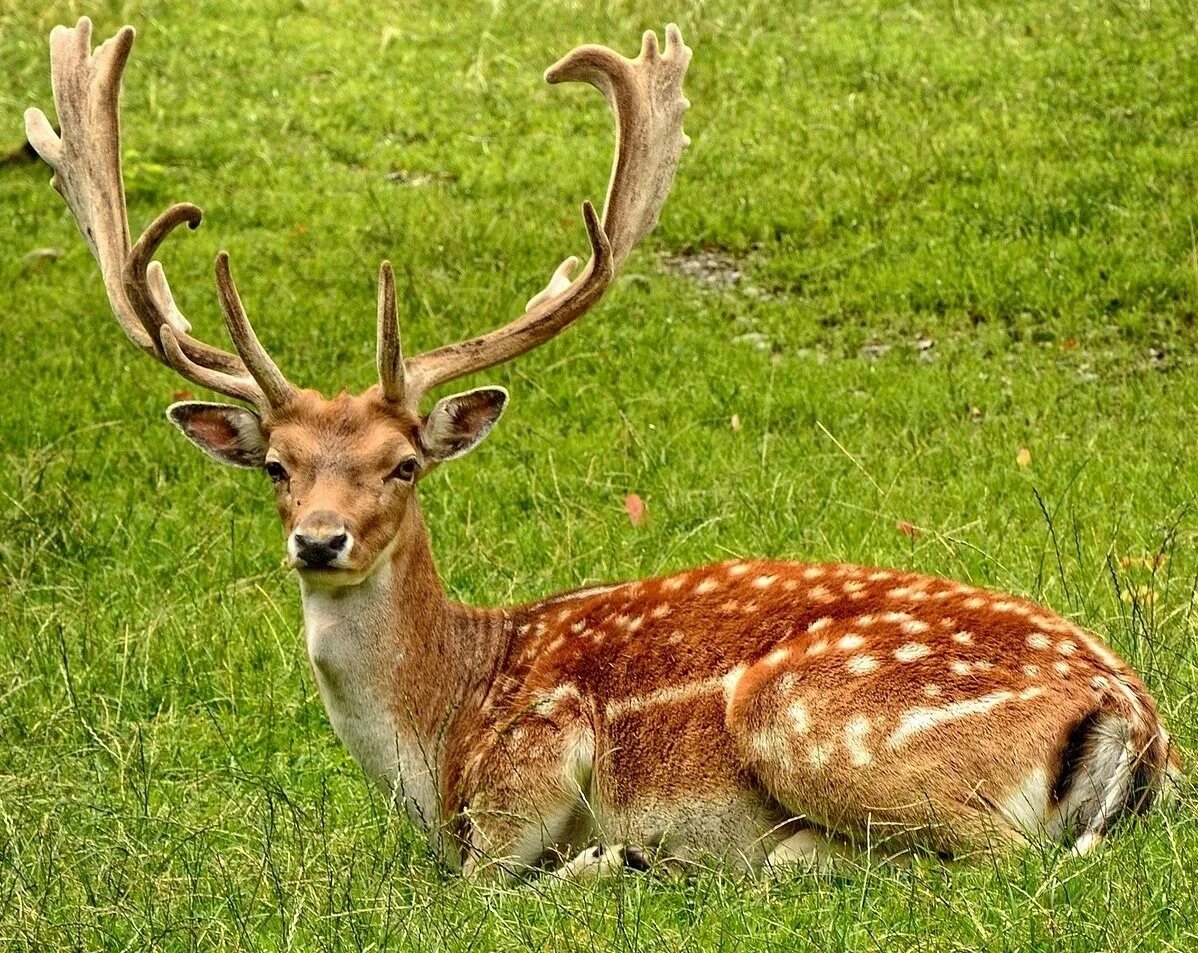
[[810, 585, 834, 603], [651, 604, 670, 619], [1026, 633, 1051, 650], [843, 580, 866, 594], [547, 636, 565, 653], [555, 608, 573, 625], [991, 601, 1017, 613], [1054, 661, 1070, 676], [766, 648, 789, 666], [952, 630, 974, 644], [570, 619, 587, 634], [836, 634, 865, 651], [867, 571, 894, 582], [807, 617, 833, 633], [895, 642, 931, 662], [1091, 675, 1110, 691], [806, 639, 828, 656], [887, 587, 913, 599], [900, 619, 931, 635], [720, 600, 740, 613], [843, 715, 873, 767], [802, 566, 825, 580], [782, 579, 798, 592], [975, 660, 993, 671], [753, 574, 777, 589], [787, 700, 809, 734], [663, 576, 686, 591], [1057, 640, 1077, 655], [626, 615, 643, 633], [923, 683, 941, 698], [856, 614, 877, 626], [1023, 664, 1040, 677], [964, 596, 986, 609], [751, 727, 786, 758], [950, 660, 973, 676], [695, 578, 719, 595], [880, 611, 913, 624], [888, 690, 1016, 749], [807, 744, 831, 769], [846, 655, 880, 675], [1019, 686, 1044, 701], [938, 617, 958, 629], [728, 563, 750, 578]]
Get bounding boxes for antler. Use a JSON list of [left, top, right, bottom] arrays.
[[25, 18, 295, 414], [389, 25, 692, 411]]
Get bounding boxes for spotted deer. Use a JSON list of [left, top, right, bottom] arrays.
[[28, 18, 1180, 881]]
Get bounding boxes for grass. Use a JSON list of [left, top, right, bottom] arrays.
[[2, 0, 1197, 948]]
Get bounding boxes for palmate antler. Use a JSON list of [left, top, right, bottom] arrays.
[[24, 19, 296, 414], [389, 26, 692, 414], [28, 19, 691, 417]]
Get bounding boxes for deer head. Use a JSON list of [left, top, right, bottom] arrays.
[[26, 19, 691, 586]]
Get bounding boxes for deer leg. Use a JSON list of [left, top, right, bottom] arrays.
[[764, 827, 861, 875], [550, 843, 653, 882]]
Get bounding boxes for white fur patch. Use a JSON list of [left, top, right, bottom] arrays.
[[843, 715, 873, 767], [846, 655, 880, 675], [894, 642, 930, 662], [888, 690, 1015, 749]]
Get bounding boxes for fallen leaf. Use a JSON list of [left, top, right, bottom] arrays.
[[624, 493, 647, 527], [1016, 447, 1031, 469], [172, 389, 194, 401], [969, 406, 983, 424], [1060, 338, 1078, 351], [1118, 554, 1169, 570], [730, 414, 742, 432], [1120, 585, 1155, 605], [896, 520, 921, 539]]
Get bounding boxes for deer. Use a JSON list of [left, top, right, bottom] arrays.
[[26, 18, 1181, 882]]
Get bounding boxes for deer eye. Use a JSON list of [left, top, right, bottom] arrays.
[[264, 460, 288, 483], [387, 457, 419, 484]]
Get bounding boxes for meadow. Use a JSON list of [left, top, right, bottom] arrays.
[[1, 0, 1197, 949]]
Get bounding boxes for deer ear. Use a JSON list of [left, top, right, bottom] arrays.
[[166, 401, 267, 468], [419, 386, 508, 463]]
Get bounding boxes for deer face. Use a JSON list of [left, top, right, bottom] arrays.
[[167, 385, 507, 586]]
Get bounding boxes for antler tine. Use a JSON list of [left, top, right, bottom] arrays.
[[376, 261, 405, 404], [214, 252, 296, 409], [24, 17, 285, 408], [399, 24, 691, 409]]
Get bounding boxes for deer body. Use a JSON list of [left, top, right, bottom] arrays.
[[289, 484, 1176, 876], [28, 19, 1179, 882]]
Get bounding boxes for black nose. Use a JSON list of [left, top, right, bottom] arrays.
[[293, 529, 348, 568]]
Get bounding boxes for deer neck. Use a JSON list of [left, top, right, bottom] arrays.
[[297, 502, 509, 840]]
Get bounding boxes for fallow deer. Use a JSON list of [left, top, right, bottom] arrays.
[[27, 18, 1180, 881]]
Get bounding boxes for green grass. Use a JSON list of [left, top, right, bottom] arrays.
[[2, 0, 1197, 948]]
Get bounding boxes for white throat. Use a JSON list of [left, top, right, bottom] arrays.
[[298, 562, 442, 834]]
